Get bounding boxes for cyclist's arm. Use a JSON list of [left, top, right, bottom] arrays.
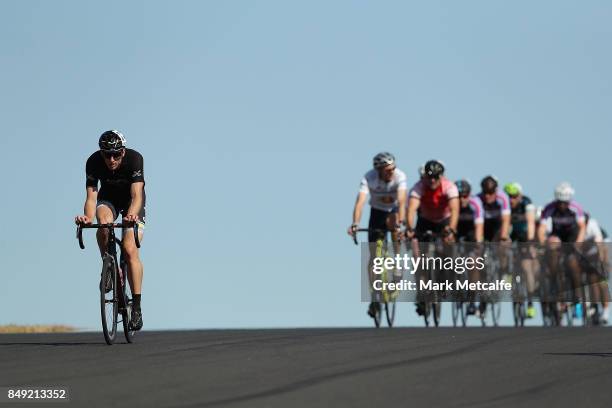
[[397, 188, 407, 226], [475, 222, 484, 243], [448, 197, 459, 232], [500, 213, 511, 240], [527, 209, 536, 241], [537, 221, 547, 244], [576, 219, 586, 243], [407, 196, 420, 231], [83, 186, 98, 221], [352, 192, 368, 226], [127, 182, 145, 219]]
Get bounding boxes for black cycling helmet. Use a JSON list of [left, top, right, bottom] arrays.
[[99, 130, 127, 152], [456, 179, 471, 196], [373, 152, 395, 169], [423, 160, 445, 178], [481, 175, 498, 194]]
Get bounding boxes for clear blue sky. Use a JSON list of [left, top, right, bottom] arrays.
[[1, 1, 610, 329]]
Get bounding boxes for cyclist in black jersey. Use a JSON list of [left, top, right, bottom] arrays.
[[504, 182, 538, 319], [75, 130, 146, 331]]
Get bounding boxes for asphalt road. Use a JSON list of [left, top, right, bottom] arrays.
[[1, 328, 610, 407]]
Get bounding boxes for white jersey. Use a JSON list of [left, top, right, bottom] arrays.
[[359, 168, 407, 212]]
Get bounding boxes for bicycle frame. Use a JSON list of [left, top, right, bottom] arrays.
[[353, 227, 399, 327]]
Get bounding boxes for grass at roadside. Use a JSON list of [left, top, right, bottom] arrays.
[[0, 325, 76, 334]]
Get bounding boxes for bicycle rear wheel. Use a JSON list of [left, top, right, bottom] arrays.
[[385, 301, 396, 327], [565, 303, 574, 327], [513, 302, 525, 327], [100, 256, 118, 345], [373, 303, 382, 328], [122, 302, 135, 343], [459, 302, 467, 327], [423, 302, 431, 327], [119, 261, 136, 343], [452, 301, 459, 327]]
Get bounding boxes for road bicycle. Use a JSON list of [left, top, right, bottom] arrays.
[[476, 244, 503, 327], [77, 222, 141, 345], [510, 243, 530, 327], [414, 230, 449, 328], [451, 240, 470, 328], [353, 228, 398, 328]]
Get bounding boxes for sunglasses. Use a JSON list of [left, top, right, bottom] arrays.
[[379, 166, 396, 174], [101, 150, 123, 160]]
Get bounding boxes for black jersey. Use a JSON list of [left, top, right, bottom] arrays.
[[86, 149, 145, 211], [510, 196, 534, 241]]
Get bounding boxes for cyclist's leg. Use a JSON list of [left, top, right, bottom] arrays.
[[413, 218, 433, 314], [95, 201, 117, 256], [601, 279, 610, 323], [494, 229, 510, 278], [121, 206, 146, 297], [385, 212, 399, 246], [566, 248, 584, 304], [545, 235, 562, 286], [367, 209, 388, 309], [122, 224, 145, 294], [121, 206, 145, 330], [384, 210, 402, 281], [521, 244, 538, 316]]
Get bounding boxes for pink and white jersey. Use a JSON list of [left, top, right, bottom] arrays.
[[409, 177, 459, 223], [478, 190, 511, 220], [359, 168, 407, 212], [465, 196, 485, 224], [540, 200, 585, 234]]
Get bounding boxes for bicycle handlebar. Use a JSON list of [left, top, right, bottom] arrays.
[[351, 228, 387, 245], [76, 222, 141, 249]]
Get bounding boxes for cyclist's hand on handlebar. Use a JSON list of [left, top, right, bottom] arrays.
[[124, 214, 140, 223], [404, 228, 415, 241], [347, 224, 358, 236], [75, 215, 91, 225], [442, 226, 456, 243]]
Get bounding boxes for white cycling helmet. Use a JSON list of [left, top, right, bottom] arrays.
[[373, 152, 395, 169], [554, 182, 575, 202]]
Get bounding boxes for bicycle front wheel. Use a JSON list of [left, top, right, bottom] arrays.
[[491, 302, 502, 327], [432, 302, 441, 327], [100, 256, 118, 345]]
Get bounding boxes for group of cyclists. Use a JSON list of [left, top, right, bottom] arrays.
[[348, 152, 610, 326]]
